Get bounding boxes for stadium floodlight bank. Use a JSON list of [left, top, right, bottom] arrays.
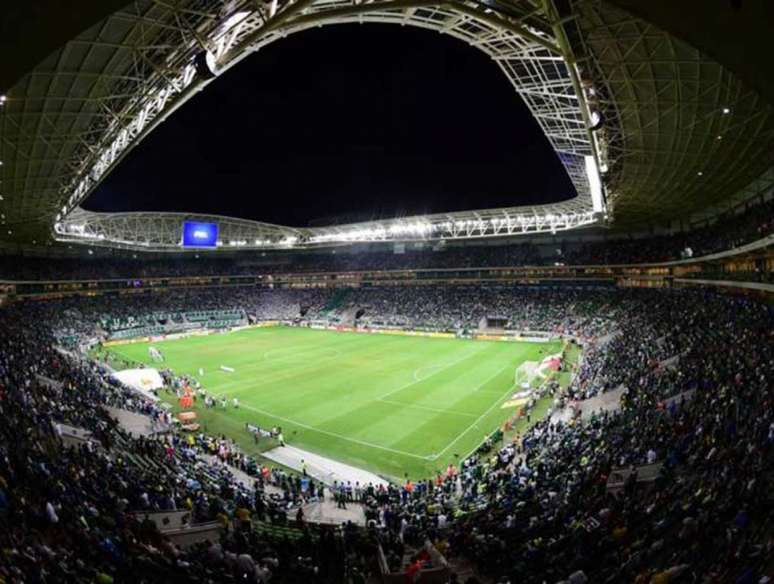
[[53, 206, 602, 252], [44, 0, 608, 252]]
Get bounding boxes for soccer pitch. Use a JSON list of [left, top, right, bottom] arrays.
[[108, 327, 563, 480]]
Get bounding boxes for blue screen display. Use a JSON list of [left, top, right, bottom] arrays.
[[182, 221, 219, 248]]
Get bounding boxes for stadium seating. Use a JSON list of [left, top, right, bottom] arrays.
[[1, 283, 772, 583], [99, 309, 246, 340]]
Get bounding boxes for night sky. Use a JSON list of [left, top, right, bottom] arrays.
[[85, 24, 575, 227]]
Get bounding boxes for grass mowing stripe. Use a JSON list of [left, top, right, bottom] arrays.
[[105, 326, 562, 479], [377, 398, 479, 418], [377, 343, 489, 400], [430, 361, 520, 460], [187, 336, 387, 393], [213, 337, 437, 405], [218, 400, 432, 460]]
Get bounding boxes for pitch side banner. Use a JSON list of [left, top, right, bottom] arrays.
[[368, 329, 455, 339], [473, 333, 556, 343]]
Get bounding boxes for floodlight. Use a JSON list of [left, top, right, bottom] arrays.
[[589, 109, 605, 131], [194, 50, 218, 79]]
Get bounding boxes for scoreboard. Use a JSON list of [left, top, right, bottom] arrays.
[[181, 221, 218, 248]]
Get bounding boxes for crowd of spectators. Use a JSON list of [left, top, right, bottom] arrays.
[[325, 286, 621, 336], [0, 299, 367, 582], [431, 290, 774, 583], [28, 284, 622, 341], [341, 287, 774, 583], [1, 283, 772, 583], [27, 287, 330, 342], [33, 285, 625, 341], [565, 197, 774, 264]]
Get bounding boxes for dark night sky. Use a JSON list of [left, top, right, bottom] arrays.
[[85, 24, 575, 227]]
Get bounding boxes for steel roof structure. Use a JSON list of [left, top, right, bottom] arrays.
[[572, 0, 774, 225], [1, 0, 773, 252]]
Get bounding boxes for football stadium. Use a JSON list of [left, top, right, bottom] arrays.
[[1, 1, 773, 583]]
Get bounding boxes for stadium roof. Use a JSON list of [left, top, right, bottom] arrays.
[[1, 0, 773, 252]]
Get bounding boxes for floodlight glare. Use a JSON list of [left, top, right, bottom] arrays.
[[584, 155, 605, 212]]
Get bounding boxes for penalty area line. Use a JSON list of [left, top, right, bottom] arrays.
[[379, 345, 488, 401], [433, 360, 560, 463], [429, 362, 518, 461]]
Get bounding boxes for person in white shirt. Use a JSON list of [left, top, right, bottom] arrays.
[[46, 501, 59, 524]]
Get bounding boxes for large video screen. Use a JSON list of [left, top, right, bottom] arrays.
[[182, 221, 219, 248]]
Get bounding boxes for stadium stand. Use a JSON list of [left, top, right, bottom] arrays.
[[1, 281, 772, 583], [1, 1, 773, 582]]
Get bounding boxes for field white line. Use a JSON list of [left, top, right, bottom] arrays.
[[204, 348, 348, 394], [206, 335, 401, 394], [430, 362, 517, 461], [456, 368, 558, 464], [378, 398, 478, 418], [205, 391, 433, 461], [413, 363, 443, 382], [262, 345, 342, 361], [474, 389, 510, 396], [378, 345, 488, 401]]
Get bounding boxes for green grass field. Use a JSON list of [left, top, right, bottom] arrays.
[[107, 326, 563, 480]]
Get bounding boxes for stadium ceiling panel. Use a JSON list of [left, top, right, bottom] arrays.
[[571, 0, 774, 225], [0, 0, 772, 252]]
